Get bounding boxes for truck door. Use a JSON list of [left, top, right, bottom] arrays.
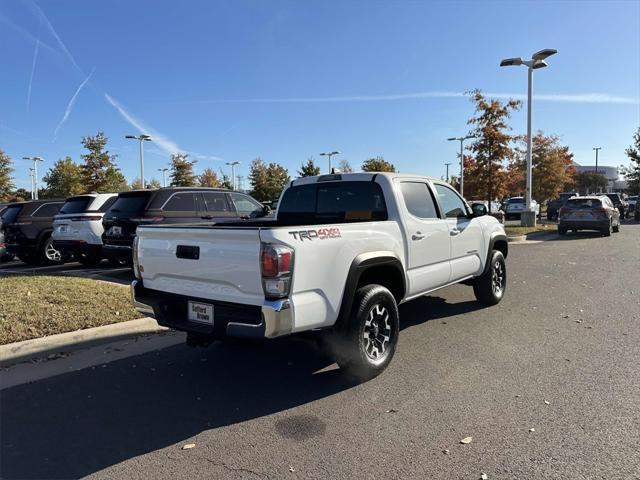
[[433, 183, 484, 281], [397, 180, 451, 295]]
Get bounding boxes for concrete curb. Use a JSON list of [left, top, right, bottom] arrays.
[[507, 235, 526, 242], [0, 317, 168, 364]]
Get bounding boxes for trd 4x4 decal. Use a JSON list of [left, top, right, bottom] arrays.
[[289, 227, 341, 241]]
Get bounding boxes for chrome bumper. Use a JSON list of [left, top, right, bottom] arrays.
[[130, 280, 292, 339]]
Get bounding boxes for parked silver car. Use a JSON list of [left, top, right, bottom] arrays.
[[558, 195, 620, 236]]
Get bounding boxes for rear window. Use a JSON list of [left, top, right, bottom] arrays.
[[59, 197, 92, 214], [107, 193, 152, 216], [279, 181, 387, 222], [1, 205, 23, 223], [32, 203, 62, 217], [567, 198, 601, 208], [508, 198, 524, 204]]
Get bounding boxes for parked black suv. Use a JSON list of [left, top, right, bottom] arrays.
[[2, 199, 66, 265], [546, 192, 576, 220], [102, 187, 269, 263], [601, 193, 629, 219]]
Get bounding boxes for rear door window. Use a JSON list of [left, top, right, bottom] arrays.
[[32, 202, 62, 217], [59, 197, 91, 214], [202, 192, 231, 213], [162, 192, 197, 212], [400, 182, 439, 219]]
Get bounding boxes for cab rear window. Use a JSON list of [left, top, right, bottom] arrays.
[[279, 181, 387, 222]]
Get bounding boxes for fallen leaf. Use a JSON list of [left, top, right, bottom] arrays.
[[480, 474, 489, 480], [460, 436, 473, 444], [289, 466, 295, 473], [575, 320, 582, 324], [544, 400, 550, 405], [385, 409, 398, 414], [529, 428, 535, 432], [182, 443, 196, 450], [442, 449, 450, 455], [562, 314, 570, 319]]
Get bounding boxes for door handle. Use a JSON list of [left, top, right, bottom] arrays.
[[450, 228, 461, 236], [412, 232, 425, 241], [201, 215, 213, 220]]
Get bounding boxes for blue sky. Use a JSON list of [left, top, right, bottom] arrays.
[[1, 0, 639, 191]]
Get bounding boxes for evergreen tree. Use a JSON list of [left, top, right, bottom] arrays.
[[361, 156, 396, 172], [80, 132, 127, 192], [622, 127, 640, 195], [298, 158, 321, 177], [249, 158, 290, 201], [169, 153, 198, 186], [0, 149, 15, 201]]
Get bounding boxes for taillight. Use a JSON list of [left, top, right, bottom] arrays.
[[69, 215, 102, 222], [132, 235, 141, 280], [260, 243, 294, 299], [593, 207, 607, 218], [559, 207, 569, 217], [130, 216, 164, 223]]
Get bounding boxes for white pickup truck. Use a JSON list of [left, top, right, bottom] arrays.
[[132, 173, 508, 378]]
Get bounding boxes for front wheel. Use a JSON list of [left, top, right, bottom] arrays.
[[334, 284, 399, 380], [473, 250, 507, 306]]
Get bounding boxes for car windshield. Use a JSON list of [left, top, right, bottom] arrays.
[[566, 198, 602, 208], [59, 197, 92, 214]]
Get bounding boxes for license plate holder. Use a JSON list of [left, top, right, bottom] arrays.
[[188, 301, 214, 325], [108, 226, 122, 236]]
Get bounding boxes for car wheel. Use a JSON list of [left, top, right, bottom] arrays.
[[558, 226, 567, 236], [77, 251, 102, 266], [42, 236, 65, 264], [334, 284, 399, 380], [473, 250, 507, 306], [612, 222, 620, 233], [602, 221, 612, 237]]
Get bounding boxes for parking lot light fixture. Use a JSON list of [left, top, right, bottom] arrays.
[[447, 135, 475, 197], [126, 134, 152, 188], [320, 151, 341, 173], [157, 167, 169, 187], [22, 156, 44, 200], [500, 48, 557, 226], [225, 161, 240, 190]]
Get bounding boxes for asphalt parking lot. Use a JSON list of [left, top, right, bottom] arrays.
[[1, 225, 639, 479], [0, 259, 134, 285]]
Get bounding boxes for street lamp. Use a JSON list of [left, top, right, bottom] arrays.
[[444, 162, 452, 183], [320, 151, 341, 173], [225, 161, 240, 190], [125, 134, 152, 188], [157, 167, 169, 187], [447, 135, 475, 197], [22, 156, 44, 200], [593, 147, 602, 174], [500, 48, 557, 226], [28, 168, 35, 200]]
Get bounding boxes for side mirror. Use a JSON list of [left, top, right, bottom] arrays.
[[263, 205, 271, 215], [471, 203, 487, 217]]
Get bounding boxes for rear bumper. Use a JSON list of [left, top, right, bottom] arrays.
[[103, 243, 133, 260], [52, 240, 101, 255], [559, 219, 608, 230], [130, 280, 292, 340]]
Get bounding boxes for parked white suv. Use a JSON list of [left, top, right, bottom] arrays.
[[504, 196, 539, 220], [52, 193, 118, 265], [131, 173, 508, 378]]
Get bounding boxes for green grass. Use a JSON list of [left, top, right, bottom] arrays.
[[505, 224, 557, 237], [0, 276, 140, 345]]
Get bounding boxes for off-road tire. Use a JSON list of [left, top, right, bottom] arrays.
[[334, 284, 399, 380], [473, 250, 507, 306]]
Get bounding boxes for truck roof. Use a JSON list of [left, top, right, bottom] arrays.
[[289, 172, 438, 187]]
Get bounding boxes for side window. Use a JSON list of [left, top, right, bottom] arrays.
[[230, 193, 263, 216], [162, 193, 196, 212], [202, 192, 230, 213], [400, 182, 439, 219], [32, 203, 62, 217], [434, 184, 468, 218]]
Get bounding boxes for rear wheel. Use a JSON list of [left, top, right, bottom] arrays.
[[77, 250, 102, 266], [41, 236, 66, 265], [612, 222, 620, 233], [558, 226, 567, 236], [473, 250, 507, 306], [333, 284, 399, 380], [602, 220, 612, 237]]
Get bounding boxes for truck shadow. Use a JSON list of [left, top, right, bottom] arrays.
[[1, 294, 474, 479]]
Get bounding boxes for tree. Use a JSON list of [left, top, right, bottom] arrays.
[[530, 132, 575, 203], [249, 158, 290, 201], [9, 188, 30, 202], [338, 159, 353, 173], [621, 127, 640, 195], [465, 89, 521, 207], [199, 168, 221, 187], [169, 153, 198, 186], [298, 158, 320, 177], [130, 177, 161, 189], [574, 171, 608, 194], [219, 169, 234, 190], [0, 149, 15, 201], [80, 132, 128, 192], [42, 157, 85, 198], [361, 156, 396, 172], [148, 178, 161, 189]]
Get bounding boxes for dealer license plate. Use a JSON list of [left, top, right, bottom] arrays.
[[188, 301, 214, 325]]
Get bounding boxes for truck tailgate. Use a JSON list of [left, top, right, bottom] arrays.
[[138, 226, 264, 306]]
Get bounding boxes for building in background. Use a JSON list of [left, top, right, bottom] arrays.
[[573, 163, 627, 192]]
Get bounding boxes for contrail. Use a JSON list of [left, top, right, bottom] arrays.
[[26, 21, 41, 113], [53, 68, 95, 141], [184, 91, 639, 105]]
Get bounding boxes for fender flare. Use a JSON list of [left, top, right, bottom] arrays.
[[482, 233, 508, 275], [337, 252, 406, 326]]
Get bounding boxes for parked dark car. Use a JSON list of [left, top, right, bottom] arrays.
[[558, 196, 620, 236], [102, 187, 270, 264], [2, 199, 66, 264], [546, 192, 576, 220], [600, 193, 629, 219]]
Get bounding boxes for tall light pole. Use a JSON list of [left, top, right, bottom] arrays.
[[125, 134, 152, 188], [444, 162, 452, 183], [320, 151, 340, 173], [593, 147, 602, 174], [28, 168, 35, 200], [226, 161, 240, 190], [22, 156, 44, 200], [447, 135, 475, 197], [157, 167, 169, 187], [500, 48, 557, 227]]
